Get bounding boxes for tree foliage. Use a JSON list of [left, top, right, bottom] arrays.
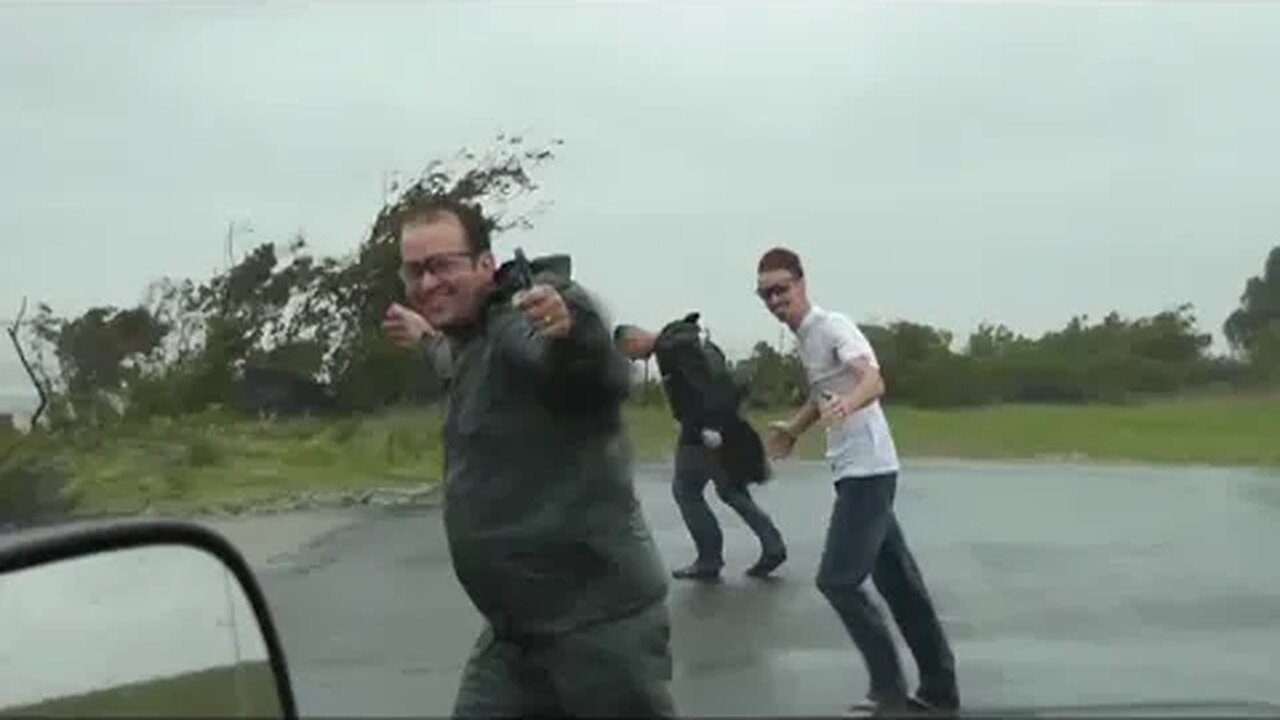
[[733, 341, 807, 409], [1224, 245, 1280, 376], [22, 135, 563, 423]]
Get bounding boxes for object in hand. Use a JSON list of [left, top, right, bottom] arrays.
[[512, 247, 534, 290]]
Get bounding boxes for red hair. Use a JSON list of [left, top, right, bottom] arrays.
[[757, 247, 804, 278]]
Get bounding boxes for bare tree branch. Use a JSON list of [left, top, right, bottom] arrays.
[[6, 297, 49, 428]]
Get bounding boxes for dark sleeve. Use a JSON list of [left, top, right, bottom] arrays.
[[660, 335, 733, 434], [698, 344, 741, 430], [658, 349, 699, 427], [419, 334, 454, 381], [492, 278, 630, 400]]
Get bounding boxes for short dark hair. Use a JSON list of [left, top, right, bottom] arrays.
[[394, 195, 494, 254], [757, 247, 804, 278]]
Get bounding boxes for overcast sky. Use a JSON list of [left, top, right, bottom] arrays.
[[3, 1, 1279, 394]]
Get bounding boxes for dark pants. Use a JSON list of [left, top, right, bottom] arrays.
[[673, 443, 785, 568], [451, 601, 676, 718], [816, 472, 959, 708]]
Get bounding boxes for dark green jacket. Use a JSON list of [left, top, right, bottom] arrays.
[[438, 255, 668, 637]]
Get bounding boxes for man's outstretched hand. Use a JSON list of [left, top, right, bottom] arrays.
[[513, 284, 572, 339], [383, 302, 436, 348], [819, 391, 855, 425], [766, 422, 796, 460], [701, 428, 723, 449]]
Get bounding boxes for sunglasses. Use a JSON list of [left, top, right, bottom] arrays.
[[756, 281, 792, 301], [398, 251, 476, 285]]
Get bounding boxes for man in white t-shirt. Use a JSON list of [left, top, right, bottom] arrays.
[[754, 247, 959, 718]]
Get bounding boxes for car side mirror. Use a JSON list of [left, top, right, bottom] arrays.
[[0, 519, 297, 718]]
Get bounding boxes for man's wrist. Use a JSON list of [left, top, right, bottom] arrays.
[[844, 387, 873, 411]]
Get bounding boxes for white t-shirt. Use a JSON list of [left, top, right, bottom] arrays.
[[793, 306, 900, 479]]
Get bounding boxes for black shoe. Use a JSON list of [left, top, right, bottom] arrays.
[[745, 548, 787, 578], [908, 694, 959, 717], [671, 562, 721, 581]]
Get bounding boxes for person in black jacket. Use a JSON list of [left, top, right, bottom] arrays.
[[616, 313, 787, 581]]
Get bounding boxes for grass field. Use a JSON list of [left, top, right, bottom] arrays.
[[3, 392, 1277, 516], [54, 408, 445, 515], [869, 393, 1280, 468]]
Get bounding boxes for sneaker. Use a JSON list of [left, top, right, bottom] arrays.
[[843, 693, 915, 718], [671, 562, 721, 581]]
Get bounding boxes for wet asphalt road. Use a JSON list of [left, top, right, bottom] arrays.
[[256, 460, 1280, 717]]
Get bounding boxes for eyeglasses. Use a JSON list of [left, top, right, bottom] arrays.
[[756, 281, 792, 301], [398, 251, 475, 285]]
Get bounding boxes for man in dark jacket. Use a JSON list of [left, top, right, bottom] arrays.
[[382, 197, 674, 718], [615, 314, 787, 581]]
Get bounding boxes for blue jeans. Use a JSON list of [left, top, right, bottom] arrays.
[[672, 444, 785, 567], [816, 473, 959, 708]]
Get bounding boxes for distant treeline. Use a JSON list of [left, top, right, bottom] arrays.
[[9, 137, 1280, 431], [715, 300, 1276, 410]]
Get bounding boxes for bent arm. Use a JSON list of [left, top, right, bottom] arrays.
[[843, 357, 886, 410], [700, 369, 741, 433], [494, 279, 629, 397], [656, 330, 730, 434], [420, 334, 455, 381], [780, 398, 820, 439], [830, 314, 887, 410]]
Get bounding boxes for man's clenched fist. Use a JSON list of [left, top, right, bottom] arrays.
[[383, 302, 436, 347], [513, 285, 572, 339], [766, 422, 796, 460]]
